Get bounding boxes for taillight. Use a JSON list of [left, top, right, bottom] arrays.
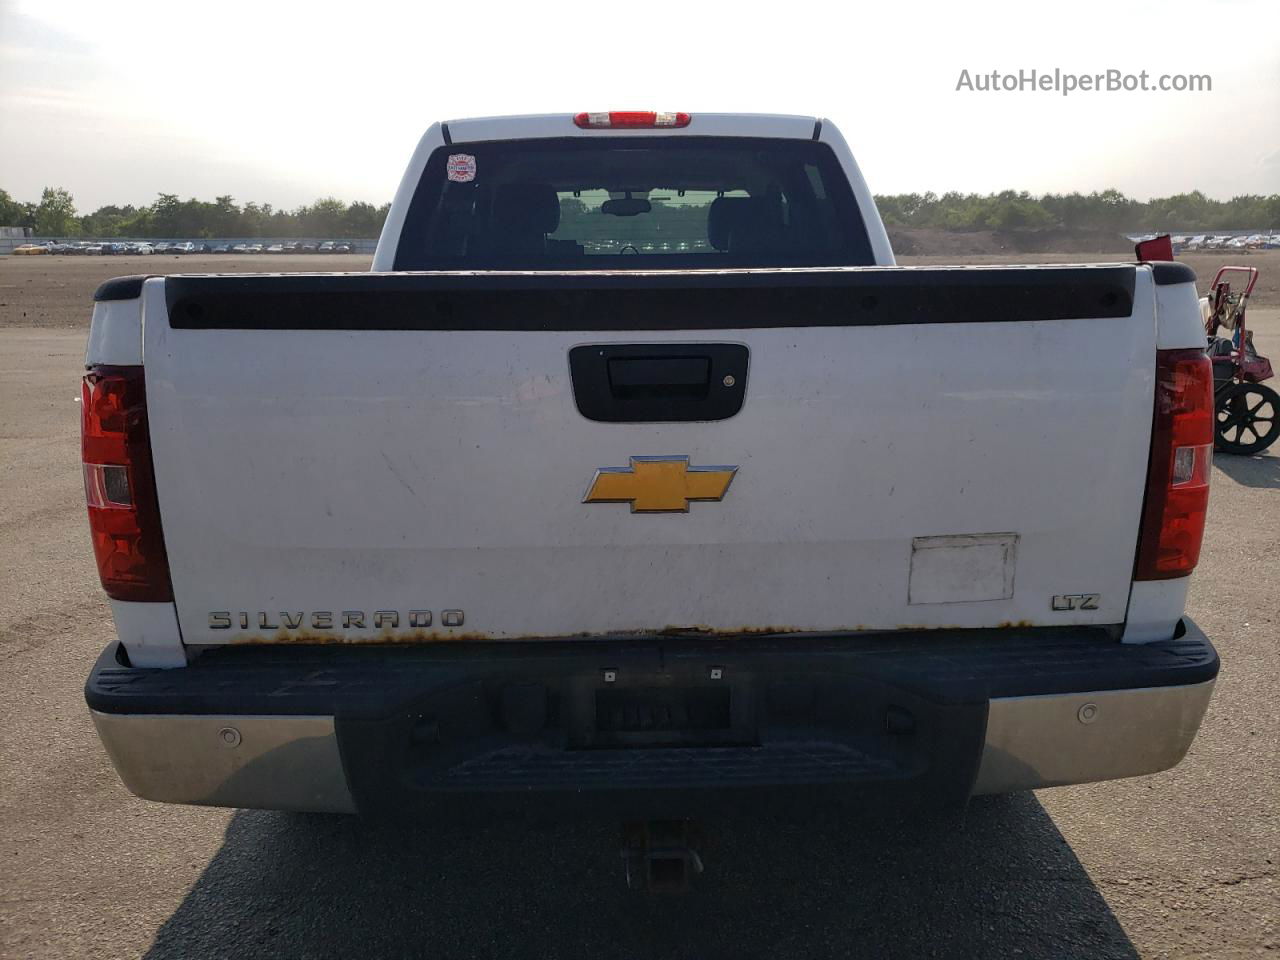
[[81, 365, 173, 601], [573, 111, 691, 129], [1134, 348, 1214, 580]]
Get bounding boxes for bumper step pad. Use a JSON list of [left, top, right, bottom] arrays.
[[444, 742, 902, 790]]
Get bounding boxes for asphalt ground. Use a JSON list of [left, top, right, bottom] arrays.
[[0, 253, 1275, 958]]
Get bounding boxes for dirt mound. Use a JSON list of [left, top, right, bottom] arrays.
[[889, 227, 1133, 257]]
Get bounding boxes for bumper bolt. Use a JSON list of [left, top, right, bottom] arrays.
[[603, 669, 617, 683], [709, 667, 724, 680], [1077, 703, 1099, 724], [218, 726, 242, 748]]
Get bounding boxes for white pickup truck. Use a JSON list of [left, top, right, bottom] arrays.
[[83, 112, 1218, 828]]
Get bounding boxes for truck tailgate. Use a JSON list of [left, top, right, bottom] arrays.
[[140, 266, 1154, 645]]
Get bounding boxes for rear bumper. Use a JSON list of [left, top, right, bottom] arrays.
[[86, 620, 1219, 817]]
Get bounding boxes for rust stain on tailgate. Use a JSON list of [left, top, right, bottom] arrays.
[[228, 629, 490, 645], [221, 622, 1026, 646], [226, 624, 813, 645]]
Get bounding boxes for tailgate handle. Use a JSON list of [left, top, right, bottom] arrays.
[[607, 356, 711, 399], [569, 343, 749, 423]]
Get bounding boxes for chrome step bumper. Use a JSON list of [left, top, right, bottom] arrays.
[[92, 677, 1214, 813], [86, 621, 1219, 814], [90, 711, 357, 813], [972, 678, 1215, 794]]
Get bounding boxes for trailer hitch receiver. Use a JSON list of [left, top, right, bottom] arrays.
[[621, 820, 704, 893]]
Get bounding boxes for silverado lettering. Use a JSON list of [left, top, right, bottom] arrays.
[[208, 610, 437, 629]]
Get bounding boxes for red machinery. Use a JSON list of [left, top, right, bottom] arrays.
[[1204, 265, 1277, 455], [1136, 235, 1277, 456]]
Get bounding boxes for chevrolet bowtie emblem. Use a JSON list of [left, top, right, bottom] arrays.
[[584, 457, 738, 513]]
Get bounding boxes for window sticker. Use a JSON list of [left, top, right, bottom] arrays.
[[446, 154, 477, 183]]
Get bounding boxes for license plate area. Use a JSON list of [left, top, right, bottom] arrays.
[[597, 686, 730, 733], [573, 672, 756, 748]]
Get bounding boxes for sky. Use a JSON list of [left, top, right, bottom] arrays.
[[1, 0, 1277, 213]]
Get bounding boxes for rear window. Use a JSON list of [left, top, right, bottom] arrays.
[[394, 137, 873, 270]]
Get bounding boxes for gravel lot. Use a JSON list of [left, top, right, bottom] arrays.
[[1, 253, 1275, 958]]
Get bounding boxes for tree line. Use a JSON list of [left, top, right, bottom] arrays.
[[2, 186, 1277, 239], [0, 188, 389, 239], [874, 189, 1279, 232]]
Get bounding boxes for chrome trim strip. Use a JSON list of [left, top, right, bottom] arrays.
[[972, 679, 1216, 795], [90, 711, 356, 813]]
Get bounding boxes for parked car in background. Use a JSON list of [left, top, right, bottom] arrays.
[[83, 243, 104, 255], [13, 243, 49, 255], [12, 236, 376, 258]]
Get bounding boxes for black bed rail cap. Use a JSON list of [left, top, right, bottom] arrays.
[[1150, 262, 1197, 286], [93, 275, 156, 302], [164, 265, 1137, 332]]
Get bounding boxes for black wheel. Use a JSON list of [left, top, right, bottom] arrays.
[[1214, 382, 1280, 455]]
